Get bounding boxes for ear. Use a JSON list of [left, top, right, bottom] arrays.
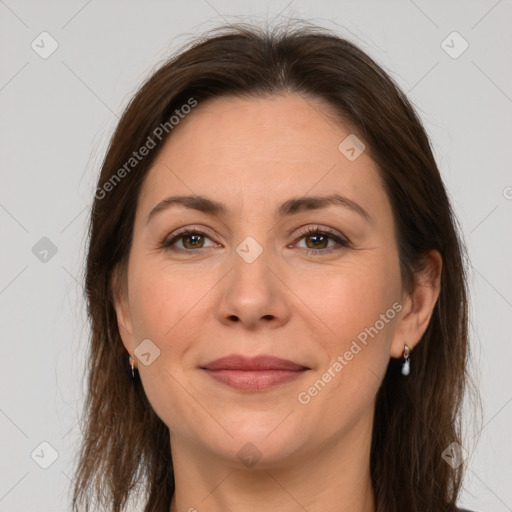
[[390, 249, 442, 358], [111, 264, 136, 354]]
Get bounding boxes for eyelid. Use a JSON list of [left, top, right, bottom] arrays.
[[168, 224, 216, 239], [293, 224, 349, 242]]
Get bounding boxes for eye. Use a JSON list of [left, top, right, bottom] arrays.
[[160, 228, 218, 252], [292, 226, 351, 255], [160, 225, 351, 255]]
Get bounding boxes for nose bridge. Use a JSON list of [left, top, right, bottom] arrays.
[[231, 233, 274, 306], [215, 232, 290, 328]]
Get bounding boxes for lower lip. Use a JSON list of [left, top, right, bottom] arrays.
[[202, 369, 307, 391]]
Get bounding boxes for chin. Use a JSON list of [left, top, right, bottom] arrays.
[[207, 414, 310, 469]]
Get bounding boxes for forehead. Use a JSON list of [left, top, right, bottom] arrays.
[[138, 93, 387, 219], [157, 93, 358, 165]]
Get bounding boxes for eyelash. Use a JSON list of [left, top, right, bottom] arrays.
[[159, 225, 351, 256]]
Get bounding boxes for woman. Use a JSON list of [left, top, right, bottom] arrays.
[[72, 22, 478, 512]]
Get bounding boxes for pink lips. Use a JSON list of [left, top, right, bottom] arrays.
[[200, 355, 309, 392]]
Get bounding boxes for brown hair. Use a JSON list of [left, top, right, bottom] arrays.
[[72, 21, 476, 512]]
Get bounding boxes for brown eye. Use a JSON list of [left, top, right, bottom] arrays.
[[294, 227, 350, 254], [181, 233, 205, 249], [304, 233, 330, 250], [161, 229, 218, 252]]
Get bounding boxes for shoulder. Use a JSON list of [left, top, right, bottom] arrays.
[[456, 508, 478, 512]]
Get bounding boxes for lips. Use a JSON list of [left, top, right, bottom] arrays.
[[200, 355, 309, 392], [201, 355, 308, 371]]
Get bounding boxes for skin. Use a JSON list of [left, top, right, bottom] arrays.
[[113, 93, 442, 512]]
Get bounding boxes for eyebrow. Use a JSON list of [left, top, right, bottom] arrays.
[[146, 193, 373, 225]]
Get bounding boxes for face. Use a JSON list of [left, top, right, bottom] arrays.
[[115, 93, 409, 468]]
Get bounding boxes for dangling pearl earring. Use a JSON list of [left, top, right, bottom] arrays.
[[401, 344, 410, 376]]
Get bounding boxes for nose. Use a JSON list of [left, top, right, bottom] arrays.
[[215, 244, 291, 330]]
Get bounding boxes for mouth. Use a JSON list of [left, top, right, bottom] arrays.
[[200, 355, 310, 392]]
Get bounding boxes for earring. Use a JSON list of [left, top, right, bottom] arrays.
[[401, 344, 410, 376], [129, 355, 136, 379]]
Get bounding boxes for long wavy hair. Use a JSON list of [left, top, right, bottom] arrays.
[[72, 21, 476, 512]]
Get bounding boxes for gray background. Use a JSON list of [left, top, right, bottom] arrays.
[[1, 1, 511, 511]]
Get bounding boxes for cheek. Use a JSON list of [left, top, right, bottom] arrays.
[[292, 276, 396, 433], [126, 261, 211, 429], [127, 256, 207, 342], [293, 254, 400, 350], [291, 256, 400, 413]]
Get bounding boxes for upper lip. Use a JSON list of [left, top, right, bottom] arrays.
[[201, 355, 309, 371]]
